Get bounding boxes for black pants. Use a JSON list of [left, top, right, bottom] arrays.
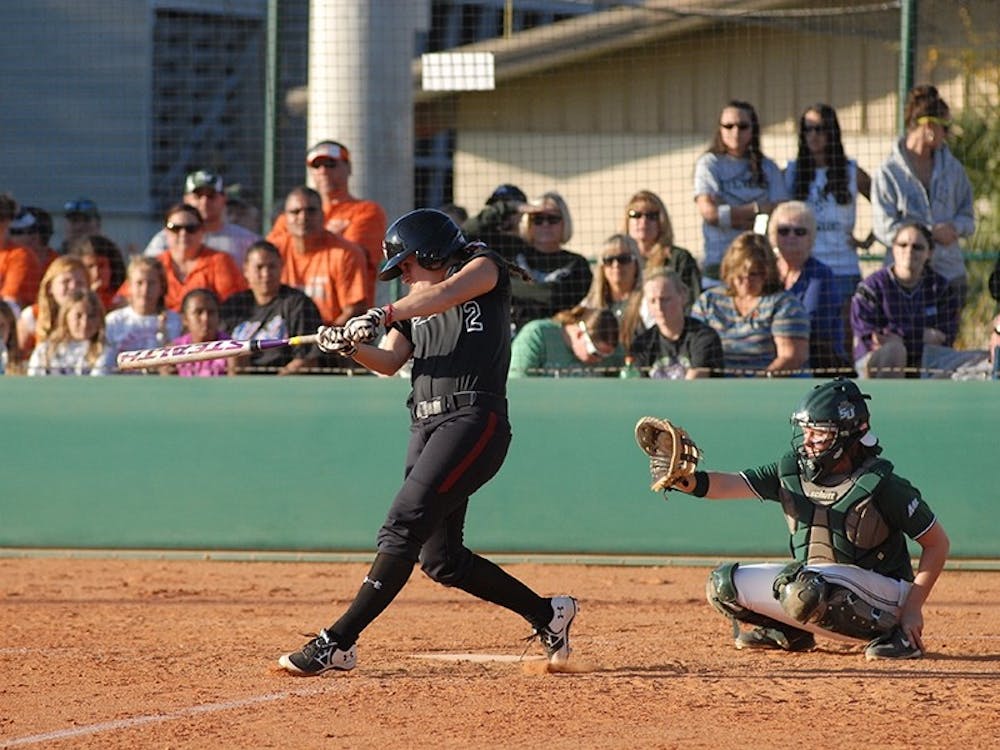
[[377, 404, 512, 586]]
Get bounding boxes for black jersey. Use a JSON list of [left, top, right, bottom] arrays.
[[397, 249, 511, 403]]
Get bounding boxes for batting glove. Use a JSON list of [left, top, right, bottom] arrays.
[[316, 326, 357, 357], [343, 306, 388, 344]]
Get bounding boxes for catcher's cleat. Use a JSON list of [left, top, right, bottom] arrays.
[[278, 629, 357, 676], [864, 627, 922, 661], [531, 595, 578, 664], [735, 624, 815, 652]]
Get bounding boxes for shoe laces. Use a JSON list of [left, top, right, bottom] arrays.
[[519, 624, 562, 660], [299, 630, 337, 660]]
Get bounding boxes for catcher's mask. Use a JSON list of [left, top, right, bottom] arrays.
[[378, 208, 469, 281], [790, 377, 873, 482]]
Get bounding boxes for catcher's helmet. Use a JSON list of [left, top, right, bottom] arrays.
[[378, 208, 468, 281], [790, 377, 872, 482]]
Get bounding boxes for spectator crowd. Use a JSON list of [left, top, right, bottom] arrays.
[[2, 86, 997, 379]]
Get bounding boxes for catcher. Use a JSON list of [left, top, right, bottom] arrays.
[[635, 377, 950, 660]]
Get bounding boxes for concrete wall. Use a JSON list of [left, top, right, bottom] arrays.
[[2, 378, 996, 559]]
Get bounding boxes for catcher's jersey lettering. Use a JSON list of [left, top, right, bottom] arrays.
[[806, 488, 839, 502]]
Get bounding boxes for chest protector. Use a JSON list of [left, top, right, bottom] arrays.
[[777, 454, 894, 567]]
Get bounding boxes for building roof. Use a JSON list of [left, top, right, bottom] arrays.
[[413, 0, 807, 103]]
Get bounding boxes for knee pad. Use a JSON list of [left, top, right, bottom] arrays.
[[706, 562, 772, 626], [816, 586, 898, 640], [774, 567, 829, 624], [774, 567, 896, 639]]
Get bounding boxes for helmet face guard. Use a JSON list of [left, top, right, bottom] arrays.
[[379, 209, 468, 281], [790, 378, 871, 482]]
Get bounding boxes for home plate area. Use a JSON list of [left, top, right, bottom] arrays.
[[411, 652, 544, 662], [411, 652, 597, 674]]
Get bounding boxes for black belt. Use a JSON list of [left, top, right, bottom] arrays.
[[410, 391, 506, 420]]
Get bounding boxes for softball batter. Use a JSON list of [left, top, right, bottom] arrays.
[[278, 208, 576, 675]]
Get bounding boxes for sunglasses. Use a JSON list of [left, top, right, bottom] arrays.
[[166, 222, 202, 233], [777, 226, 809, 237], [602, 254, 635, 266], [531, 213, 563, 226], [802, 124, 826, 134], [627, 209, 659, 221], [287, 206, 320, 215], [309, 159, 342, 169], [720, 122, 750, 131], [917, 115, 952, 130]]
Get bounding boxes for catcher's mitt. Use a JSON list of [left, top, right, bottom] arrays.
[[634, 416, 701, 492]]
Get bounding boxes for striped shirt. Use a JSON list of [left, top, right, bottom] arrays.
[[691, 287, 809, 374]]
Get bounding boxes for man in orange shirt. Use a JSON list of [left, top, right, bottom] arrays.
[[267, 187, 367, 326], [269, 141, 386, 305], [0, 194, 41, 315]]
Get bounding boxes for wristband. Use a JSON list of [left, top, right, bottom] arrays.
[[691, 471, 710, 498], [718, 205, 732, 230]]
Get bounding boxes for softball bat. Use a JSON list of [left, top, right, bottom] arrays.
[[116, 335, 318, 370]]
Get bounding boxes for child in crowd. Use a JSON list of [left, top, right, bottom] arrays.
[[27, 289, 113, 375], [167, 288, 229, 377], [16, 255, 89, 357], [105, 256, 183, 358], [68, 234, 127, 314]]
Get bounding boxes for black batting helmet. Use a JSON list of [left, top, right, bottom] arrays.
[[378, 208, 468, 281]]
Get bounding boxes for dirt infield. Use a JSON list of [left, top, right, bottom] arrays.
[[2, 557, 998, 749]]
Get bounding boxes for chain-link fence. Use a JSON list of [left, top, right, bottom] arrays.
[[1, 0, 997, 376]]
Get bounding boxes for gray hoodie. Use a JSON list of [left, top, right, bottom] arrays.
[[872, 137, 975, 281]]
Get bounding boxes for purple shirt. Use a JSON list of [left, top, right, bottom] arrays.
[[850, 266, 960, 368]]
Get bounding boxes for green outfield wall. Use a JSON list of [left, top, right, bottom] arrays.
[[1, 378, 996, 558]]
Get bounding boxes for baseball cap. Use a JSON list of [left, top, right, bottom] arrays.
[[184, 169, 224, 195], [306, 141, 351, 167], [9, 208, 38, 234], [64, 198, 100, 219], [486, 184, 527, 205]]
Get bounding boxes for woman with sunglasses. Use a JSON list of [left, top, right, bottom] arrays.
[[140, 203, 246, 312], [580, 234, 644, 351], [785, 104, 871, 350], [768, 201, 847, 375], [621, 190, 700, 306], [509, 305, 621, 377], [510, 191, 592, 332], [872, 84, 975, 309], [694, 101, 788, 282], [850, 222, 974, 379], [691, 231, 809, 377]]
